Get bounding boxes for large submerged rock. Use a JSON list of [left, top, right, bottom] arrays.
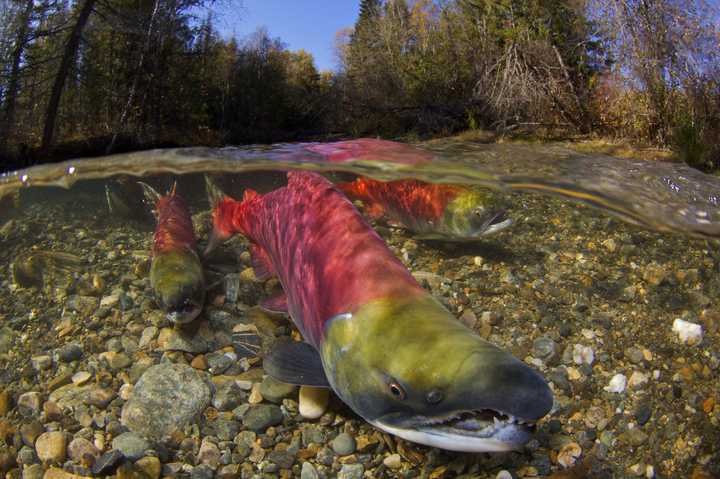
[[121, 363, 211, 440]]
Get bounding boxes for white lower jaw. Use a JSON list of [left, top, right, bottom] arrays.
[[481, 218, 513, 236], [369, 421, 522, 453]]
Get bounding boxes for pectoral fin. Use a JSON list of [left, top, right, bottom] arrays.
[[264, 340, 330, 387], [261, 293, 288, 313], [249, 243, 275, 281]]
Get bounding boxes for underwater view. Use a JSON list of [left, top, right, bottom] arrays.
[[0, 139, 718, 479]]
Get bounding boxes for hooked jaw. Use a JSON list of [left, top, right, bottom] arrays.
[[370, 351, 553, 452]]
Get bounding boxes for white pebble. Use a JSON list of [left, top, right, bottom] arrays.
[[573, 344, 594, 365], [672, 318, 703, 345], [71, 371, 92, 385], [299, 386, 329, 419], [473, 256, 484, 267], [496, 471, 513, 479], [646, 465, 655, 478], [604, 374, 627, 393]]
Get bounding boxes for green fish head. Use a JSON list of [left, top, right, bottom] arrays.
[[150, 248, 205, 324], [320, 296, 552, 452], [440, 190, 513, 239]]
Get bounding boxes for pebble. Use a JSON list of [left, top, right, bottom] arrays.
[[0, 389, 9, 416], [42, 468, 91, 479], [31, 355, 52, 371], [337, 463, 364, 479], [85, 388, 115, 409], [496, 471, 513, 479], [298, 386, 329, 419], [532, 337, 556, 359], [67, 437, 99, 462], [383, 453, 402, 469], [197, 439, 221, 469], [672, 318, 703, 345], [628, 371, 649, 388], [35, 431, 67, 463], [138, 327, 158, 348], [20, 421, 44, 447], [119, 384, 133, 401], [17, 392, 42, 416], [557, 442, 582, 468], [135, 456, 161, 479], [634, 404, 652, 426], [604, 374, 627, 393], [248, 383, 263, 404], [572, 344, 594, 365], [121, 363, 211, 440], [22, 464, 44, 479], [101, 352, 132, 370], [331, 433, 356, 456], [212, 382, 244, 411], [71, 372, 92, 386], [259, 376, 297, 403], [621, 427, 648, 446], [301, 461, 320, 479], [57, 343, 83, 362], [92, 450, 123, 475], [157, 327, 209, 353], [111, 432, 150, 461], [242, 404, 283, 431]]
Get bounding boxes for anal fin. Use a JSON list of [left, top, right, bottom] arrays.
[[249, 243, 275, 281], [261, 293, 288, 313], [264, 340, 330, 388]]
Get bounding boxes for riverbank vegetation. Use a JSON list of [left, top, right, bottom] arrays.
[[0, 0, 718, 171]]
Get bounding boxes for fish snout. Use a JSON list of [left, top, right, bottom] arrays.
[[454, 349, 553, 421]]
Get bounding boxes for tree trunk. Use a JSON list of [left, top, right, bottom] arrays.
[[40, 0, 97, 152], [0, 0, 34, 151]]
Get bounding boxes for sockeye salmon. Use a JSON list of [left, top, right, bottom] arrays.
[[140, 182, 204, 324], [207, 171, 552, 452], [337, 177, 512, 241]]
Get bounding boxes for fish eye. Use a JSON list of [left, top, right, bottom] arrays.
[[388, 381, 406, 400]]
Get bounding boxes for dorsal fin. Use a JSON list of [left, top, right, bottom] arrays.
[[138, 182, 161, 219], [243, 189, 260, 202]]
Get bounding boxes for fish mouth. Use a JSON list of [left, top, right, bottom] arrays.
[[166, 303, 202, 324], [372, 408, 535, 452], [478, 209, 513, 236]]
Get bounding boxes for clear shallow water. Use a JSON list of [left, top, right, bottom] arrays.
[[0, 139, 718, 478]]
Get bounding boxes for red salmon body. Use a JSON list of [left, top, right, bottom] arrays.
[[153, 193, 197, 256], [212, 172, 426, 346], [338, 178, 461, 223]]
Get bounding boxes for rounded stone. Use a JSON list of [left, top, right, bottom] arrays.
[[57, 343, 83, 363], [120, 363, 211, 440], [331, 433, 356, 456], [35, 431, 67, 463], [112, 432, 150, 461], [383, 453, 402, 469], [300, 462, 320, 479], [532, 337, 556, 359], [258, 376, 297, 404], [67, 437, 99, 462], [299, 386, 329, 420], [242, 404, 283, 432], [135, 456, 161, 479], [71, 372, 92, 386]]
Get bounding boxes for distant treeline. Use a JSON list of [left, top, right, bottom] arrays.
[[0, 0, 718, 171]]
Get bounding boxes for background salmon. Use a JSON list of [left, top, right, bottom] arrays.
[[141, 182, 204, 324], [337, 177, 512, 241]]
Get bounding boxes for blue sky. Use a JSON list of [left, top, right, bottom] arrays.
[[212, 1, 360, 72]]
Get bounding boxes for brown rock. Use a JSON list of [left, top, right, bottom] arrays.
[[35, 431, 67, 464], [0, 389, 10, 416], [85, 388, 115, 409], [0, 450, 16, 474], [17, 392, 42, 416], [67, 437, 100, 463], [134, 456, 161, 479], [43, 401, 64, 422], [20, 421, 45, 447], [43, 468, 92, 479], [191, 355, 208, 370]]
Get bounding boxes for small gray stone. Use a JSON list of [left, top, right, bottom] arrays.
[[31, 355, 52, 371], [92, 450, 124, 475], [198, 440, 221, 469], [191, 464, 215, 479], [242, 404, 283, 432], [66, 295, 99, 316], [106, 338, 123, 353], [635, 404, 652, 426], [139, 327, 158, 348], [330, 433, 356, 456], [16, 446, 37, 465], [532, 337, 557, 360], [106, 352, 132, 370], [301, 462, 320, 479], [621, 427, 648, 446], [17, 392, 42, 416], [112, 432, 150, 461], [205, 351, 233, 375], [267, 449, 294, 469], [58, 343, 83, 362], [624, 347, 644, 364], [337, 463, 364, 479], [157, 327, 209, 353], [0, 327, 14, 354], [215, 419, 240, 442], [301, 425, 326, 447], [259, 376, 297, 404], [212, 382, 244, 411], [121, 363, 211, 440]]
